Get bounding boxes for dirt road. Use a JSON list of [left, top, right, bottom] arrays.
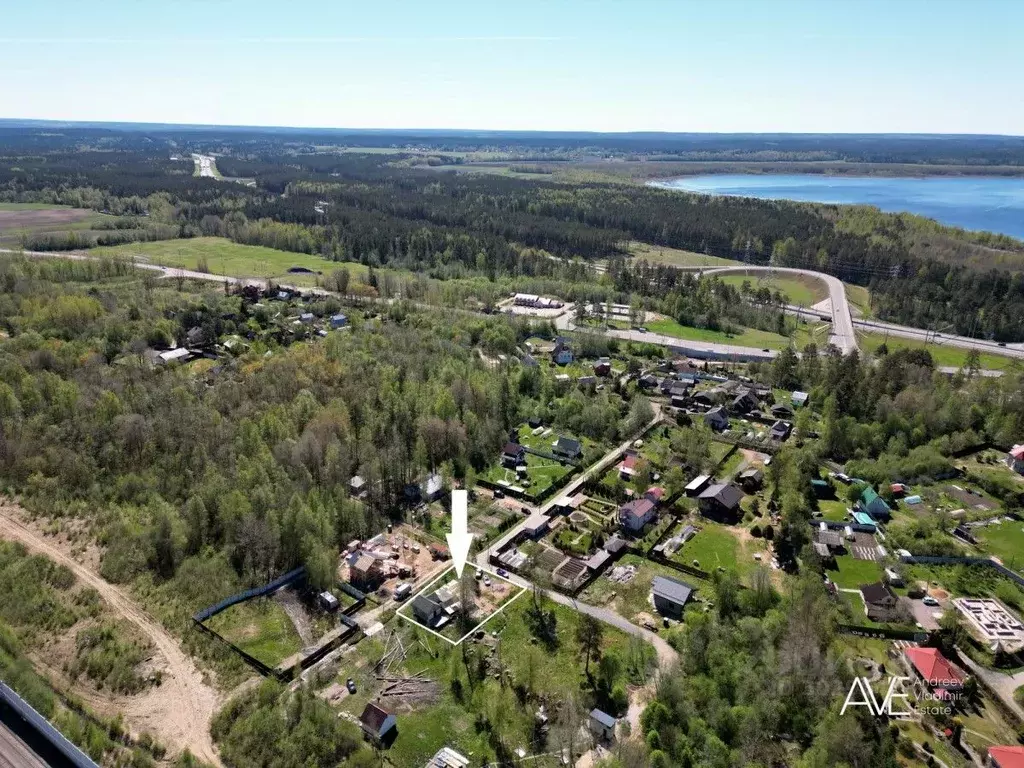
[[0, 504, 223, 766]]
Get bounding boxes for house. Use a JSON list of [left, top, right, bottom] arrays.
[[156, 347, 191, 365], [552, 436, 582, 460], [318, 591, 340, 611], [350, 475, 367, 497], [791, 391, 809, 408], [427, 746, 471, 768], [685, 474, 712, 497], [698, 483, 744, 519], [771, 403, 794, 419], [552, 557, 589, 590], [812, 541, 835, 564], [731, 388, 758, 414], [585, 549, 612, 572], [523, 513, 551, 539], [589, 709, 616, 742], [619, 498, 657, 533], [299, 312, 315, 324], [988, 745, 1024, 768], [903, 646, 965, 699], [704, 406, 730, 432], [502, 442, 526, 468], [1008, 445, 1024, 475], [421, 473, 444, 502], [810, 478, 832, 498], [692, 391, 715, 408], [884, 567, 904, 587], [670, 395, 688, 409], [552, 337, 573, 365], [412, 593, 446, 627], [350, 554, 384, 589], [814, 525, 846, 554], [359, 702, 397, 745], [860, 582, 901, 623], [330, 313, 348, 329], [618, 453, 638, 480], [603, 534, 629, 556], [652, 575, 695, 619], [521, 353, 539, 368], [594, 358, 612, 376], [770, 420, 792, 441], [578, 375, 597, 388], [859, 487, 892, 521], [738, 468, 763, 492], [638, 373, 658, 389], [644, 486, 665, 504], [527, 415, 543, 429]]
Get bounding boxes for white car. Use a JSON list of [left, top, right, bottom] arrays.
[[922, 596, 939, 607]]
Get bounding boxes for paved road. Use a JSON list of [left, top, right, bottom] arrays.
[[957, 651, 1024, 721], [191, 153, 217, 178], [703, 266, 858, 354]]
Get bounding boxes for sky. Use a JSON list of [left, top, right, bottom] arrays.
[[2, 0, 1023, 135]]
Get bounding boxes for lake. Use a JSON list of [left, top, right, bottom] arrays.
[[651, 174, 1024, 240]]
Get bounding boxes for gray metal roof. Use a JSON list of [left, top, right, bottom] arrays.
[[590, 709, 616, 728], [652, 575, 694, 606]]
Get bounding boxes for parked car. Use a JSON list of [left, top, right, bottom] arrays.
[[923, 596, 939, 607], [346, 678, 357, 694], [496, 568, 509, 578]]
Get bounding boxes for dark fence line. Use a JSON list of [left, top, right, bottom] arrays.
[[836, 624, 929, 641], [647, 550, 712, 582], [192, 567, 307, 622], [522, 446, 583, 468], [192, 621, 279, 678]]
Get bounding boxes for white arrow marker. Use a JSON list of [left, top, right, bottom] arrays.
[[446, 489, 474, 578]]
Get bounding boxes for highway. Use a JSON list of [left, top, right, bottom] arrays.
[[5, 247, 1023, 364], [702, 266, 858, 354]]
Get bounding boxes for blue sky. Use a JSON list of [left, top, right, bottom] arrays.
[[2, 0, 1022, 134]]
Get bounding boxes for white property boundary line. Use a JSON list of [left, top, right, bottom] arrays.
[[396, 562, 527, 646]]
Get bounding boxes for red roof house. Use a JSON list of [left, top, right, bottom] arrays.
[[644, 486, 665, 503], [989, 745, 1024, 768], [618, 454, 638, 479], [904, 647, 965, 690]]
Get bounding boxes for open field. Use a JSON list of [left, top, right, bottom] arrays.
[[828, 555, 883, 590], [581, 553, 701, 622], [975, 519, 1024, 568], [857, 329, 1020, 371], [677, 524, 737, 571], [90, 237, 367, 287], [0, 203, 108, 247], [644, 317, 793, 349], [714, 272, 828, 307], [205, 597, 302, 668], [626, 241, 743, 268], [845, 283, 872, 316]]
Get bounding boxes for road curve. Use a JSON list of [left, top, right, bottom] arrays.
[[0, 504, 223, 766], [702, 266, 858, 353]]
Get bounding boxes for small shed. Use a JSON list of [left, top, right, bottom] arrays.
[[589, 709, 616, 742]]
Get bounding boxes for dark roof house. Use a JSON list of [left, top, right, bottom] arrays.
[[359, 702, 397, 745], [652, 575, 695, 619], [553, 436, 582, 459], [698, 483, 744, 520]]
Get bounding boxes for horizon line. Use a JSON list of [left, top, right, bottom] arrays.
[[1, 117, 1022, 140]]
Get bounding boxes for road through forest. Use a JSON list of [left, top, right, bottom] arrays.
[[0, 503, 223, 767]]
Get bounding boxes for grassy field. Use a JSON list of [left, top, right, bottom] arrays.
[[626, 241, 743, 268], [828, 555, 883, 590], [818, 499, 851, 522], [975, 519, 1024, 568], [90, 237, 367, 287], [845, 283, 872, 316], [857, 330, 1020, 371], [205, 597, 302, 668], [677, 524, 738, 571], [714, 273, 828, 307], [645, 318, 791, 349]]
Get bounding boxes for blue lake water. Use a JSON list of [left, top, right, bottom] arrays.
[[651, 174, 1024, 240]]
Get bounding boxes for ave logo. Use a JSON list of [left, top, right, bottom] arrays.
[[841, 676, 914, 717]]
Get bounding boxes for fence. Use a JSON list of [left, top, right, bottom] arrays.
[[900, 554, 1024, 589], [192, 566, 307, 623], [836, 624, 929, 641]]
